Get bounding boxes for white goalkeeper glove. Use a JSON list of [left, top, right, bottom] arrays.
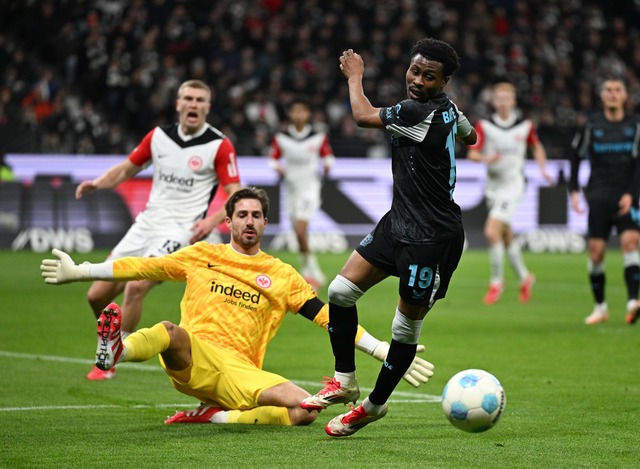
[[372, 341, 435, 387], [40, 248, 92, 284]]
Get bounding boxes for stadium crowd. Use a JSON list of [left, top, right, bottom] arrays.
[[1, 0, 639, 160]]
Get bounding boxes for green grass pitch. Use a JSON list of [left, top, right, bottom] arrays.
[[1, 248, 638, 468]]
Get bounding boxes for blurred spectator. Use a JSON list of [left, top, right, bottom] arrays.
[[245, 90, 280, 133], [41, 94, 74, 153], [20, 69, 58, 124], [331, 115, 372, 158], [0, 0, 639, 158]]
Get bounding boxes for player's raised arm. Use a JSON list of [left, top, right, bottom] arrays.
[[340, 49, 384, 129], [75, 159, 143, 199]]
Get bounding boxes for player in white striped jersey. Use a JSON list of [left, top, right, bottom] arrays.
[[468, 82, 553, 305], [268, 97, 335, 289], [74, 79, 242, 380]]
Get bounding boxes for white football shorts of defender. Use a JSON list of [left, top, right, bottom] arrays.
[[284, 178, 322, 223], [109, 216, 193, 260], [485, 179, 525, 225]]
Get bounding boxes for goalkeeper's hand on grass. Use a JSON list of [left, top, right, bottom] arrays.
[[41, 248, 92, 285], [372, 341, 435, 387]]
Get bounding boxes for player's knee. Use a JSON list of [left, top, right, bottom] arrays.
[[160, 321, 181, 341], [391, 309, 423, 344], [485, 228, 501, 244], [289, 407, 318, 426], [328, 275, 364, 307], [124, 282, 144, 299], [124, 280, 153, 300]]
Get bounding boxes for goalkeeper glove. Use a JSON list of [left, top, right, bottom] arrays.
[[41, 248, 92, 284], [372, 341, 435, 388]]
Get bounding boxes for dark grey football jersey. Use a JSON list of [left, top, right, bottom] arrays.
[[379, 93, 468, 244], [570, 113, 640, 202]]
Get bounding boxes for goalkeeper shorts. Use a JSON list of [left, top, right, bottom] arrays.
[[159, 331, 289, 410]]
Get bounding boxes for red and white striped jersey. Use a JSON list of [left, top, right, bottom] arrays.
[[128, 123, 240, 228], [469, 113, 539, 186], [269, 124, 334, 188]]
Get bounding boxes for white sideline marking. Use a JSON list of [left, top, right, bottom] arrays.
[[0, 403, 196, 412], [0, 350, 159, 371], [0, 350, 442, 412]]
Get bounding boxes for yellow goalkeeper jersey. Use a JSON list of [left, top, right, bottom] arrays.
[[112, 242, 317, 368]]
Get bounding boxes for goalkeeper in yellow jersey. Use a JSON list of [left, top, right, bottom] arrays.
[[40, 187, 435, 426]]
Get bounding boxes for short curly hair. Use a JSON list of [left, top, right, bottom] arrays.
[[410, 38, 461, 77]]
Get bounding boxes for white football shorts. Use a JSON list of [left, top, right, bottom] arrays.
[[485, 184, 524, 225], [285, 181, 321, 222], [109, 219, 193, 260]]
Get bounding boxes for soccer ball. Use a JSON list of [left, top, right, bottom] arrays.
[[441, 369, 506, 433]]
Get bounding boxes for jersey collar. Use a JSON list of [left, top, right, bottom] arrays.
[[177, 123, 208, 141], [491, 112, 518, 127], [287, 124, 312, 139]]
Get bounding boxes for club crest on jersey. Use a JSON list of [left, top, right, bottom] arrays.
[[256, 274, 272, 288], [188, 156, 203, 170]]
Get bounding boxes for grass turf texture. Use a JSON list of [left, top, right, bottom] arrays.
[[1, 248, 638, 468]]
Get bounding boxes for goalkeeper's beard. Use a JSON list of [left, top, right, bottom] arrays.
[[237, 230, 260, 248]]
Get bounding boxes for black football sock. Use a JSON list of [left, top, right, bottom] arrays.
[[368, 339, 416, 405], [624, 265, 640, 300], [328, 303, 358, 372], [589, 272, 605, 304]]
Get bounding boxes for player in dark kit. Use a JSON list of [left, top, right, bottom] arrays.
[[569, 78, 640, 325], [301, 37, 477, 436]]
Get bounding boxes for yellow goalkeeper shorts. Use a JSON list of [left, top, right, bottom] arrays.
[[159, 331, 289, 410]]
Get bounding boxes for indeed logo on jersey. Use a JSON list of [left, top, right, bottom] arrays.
[[210, 280, 262, 304], [158, 170, 195, 187]]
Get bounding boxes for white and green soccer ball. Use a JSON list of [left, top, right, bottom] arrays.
[[441, 369, 506, 433]]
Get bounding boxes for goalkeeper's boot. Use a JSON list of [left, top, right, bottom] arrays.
[[165, 403, 222, 424], [483, 283, 503, 305], [325, 403, 388, 437], [625, 300, 640, 325], [95, 303, 124, 371], [519, 274, 535, 303], [584, 303, 609, 325], [300, 377, 360, 411], [86, 365, 116, 380]]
